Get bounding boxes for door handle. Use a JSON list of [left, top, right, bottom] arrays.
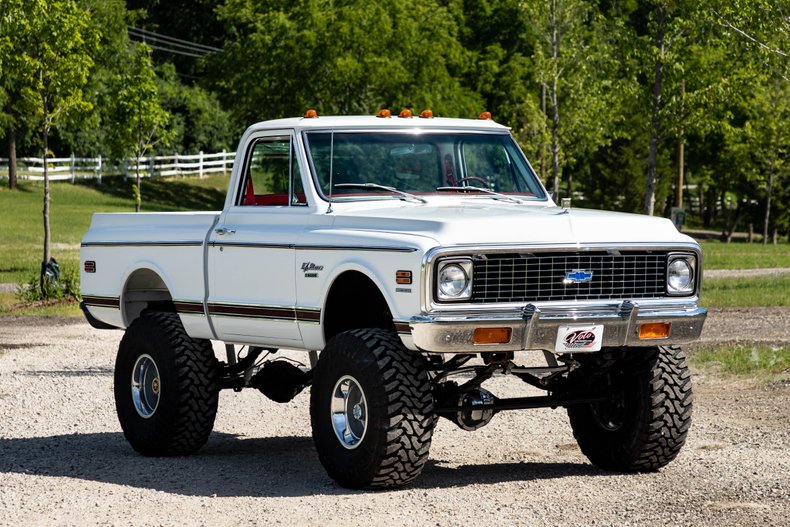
[[215, 227, 236, 235]]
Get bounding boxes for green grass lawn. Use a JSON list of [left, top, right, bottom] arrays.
[[699, 239, 790, 270], [690, 344, 790, 380], [702, 275, 790, 308]]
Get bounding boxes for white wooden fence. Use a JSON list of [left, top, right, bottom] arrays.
[[0, 151, 235, 182]]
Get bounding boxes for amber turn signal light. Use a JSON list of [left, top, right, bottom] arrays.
[[478, 111, 492, 120], [638, 323, 670, 339], [304, 109, 318, 118], [396, 270, 412, 284], [473, 327, 512, 345], [376, 109, 392, 118], [419, 109, 433, 118], [399, 109, 413, 118]]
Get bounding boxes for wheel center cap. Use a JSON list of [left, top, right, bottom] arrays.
[[352, 403, 362, 420], [152, 378, 160, 394]]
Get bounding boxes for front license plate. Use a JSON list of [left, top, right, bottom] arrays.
[[555, 325, 604, 352]]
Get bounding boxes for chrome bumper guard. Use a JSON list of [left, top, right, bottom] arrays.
[[409, 301, 707, 353]]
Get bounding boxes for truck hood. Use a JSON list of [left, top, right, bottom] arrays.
[[330, 201, 693, 247]]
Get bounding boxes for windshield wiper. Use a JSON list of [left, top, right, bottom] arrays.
[[436, 186, 525, 204], [334, 183, 427, 204]]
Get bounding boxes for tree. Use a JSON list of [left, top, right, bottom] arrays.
[[156, 63, 233, 154], [2, 0, 98, 292], [523, 0, 621, 199], [0, 0, 36, 190], [58, 0, 139, 157], [108, 43, 171, 212], [210, 0, 482, 128]]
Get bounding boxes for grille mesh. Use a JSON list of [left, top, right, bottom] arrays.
[[470, 251, 667, 303]]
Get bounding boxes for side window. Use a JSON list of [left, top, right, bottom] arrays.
[[240, 136, 300, 206]]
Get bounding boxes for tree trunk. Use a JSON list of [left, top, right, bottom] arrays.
[[8, 128, 18, 190], [40, 125, 51, 293], [762, 169, 774, 245], [722, 195, 742, 243], [135, 155, 142, 213], [550, 0, 561, 199], [676, 79, 684, 210], [551, 77, 560, 199], [644, 5, 666, 216], [540, 84, 546, 184], [698, 183, 707, 226]]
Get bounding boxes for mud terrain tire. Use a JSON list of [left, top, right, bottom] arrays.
[[114, 311, 219, 456], [567, 345, 693, 471], [310, 328, 435, 489]]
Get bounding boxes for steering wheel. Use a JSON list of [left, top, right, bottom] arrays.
[[456, 176, 490, 188]]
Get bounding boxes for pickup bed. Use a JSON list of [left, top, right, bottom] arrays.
[[81, 113, 706, 489]]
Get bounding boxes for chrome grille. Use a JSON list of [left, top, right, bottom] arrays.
[[470, 251, 667, 303]]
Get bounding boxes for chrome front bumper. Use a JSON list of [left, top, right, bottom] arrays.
[[408, 301, 707, 353]]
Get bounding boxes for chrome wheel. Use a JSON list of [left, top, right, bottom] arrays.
[[330, 375, 368, 449], [131, 354, 161, 418]]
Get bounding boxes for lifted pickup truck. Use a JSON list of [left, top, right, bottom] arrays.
[[81, 112, 706, 489]]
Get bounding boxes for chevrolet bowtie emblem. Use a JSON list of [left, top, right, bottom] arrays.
[[564, 269, 593, 285]]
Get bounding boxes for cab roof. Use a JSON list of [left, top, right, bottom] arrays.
[[245, 115, 511, 134]]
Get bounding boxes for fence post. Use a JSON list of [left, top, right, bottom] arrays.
[[70, 153, 76, 183], [174, 153, 180, 177], [122, 159, 128, 179], [149, 155, 155, 178], [222, 150, 227, 176], [97, 155, 102, 183], [199, 151, 204, 178]]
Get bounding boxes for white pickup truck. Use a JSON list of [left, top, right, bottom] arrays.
[[80, 112, 706, 489]]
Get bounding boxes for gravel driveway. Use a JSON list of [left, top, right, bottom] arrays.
[[1, 310, 788, 526]]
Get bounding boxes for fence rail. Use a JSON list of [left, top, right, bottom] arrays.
[[0, 151, 235, 182]]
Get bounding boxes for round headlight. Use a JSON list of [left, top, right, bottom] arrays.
[[667, 258, 693, 293], [439, 264, 469, 298]]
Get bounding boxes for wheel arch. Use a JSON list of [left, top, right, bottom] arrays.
[[120, 264, 176, 326], [322, 268, 397, 344]]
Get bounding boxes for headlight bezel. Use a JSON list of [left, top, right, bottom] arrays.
[[666, 253, 696, 296], [435, 258, 473, 302]]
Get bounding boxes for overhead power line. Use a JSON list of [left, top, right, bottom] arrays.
[[134, 41, 206, 58], [127, 26, 222, 59], [128, 26, 222, 52]]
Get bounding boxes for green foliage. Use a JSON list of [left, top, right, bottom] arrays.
[[107, 43, 171, 161], [57, 0, 140, 155], [3, 0, 99, 135], [209, 0, 482, 127], [156, 63, 233, 153], [691, 344, 790, 379], [17, 264, 80, 302]]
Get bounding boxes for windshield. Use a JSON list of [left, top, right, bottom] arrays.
[[304, 131, 546, 201]]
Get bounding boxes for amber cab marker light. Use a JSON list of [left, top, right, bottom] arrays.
[[473, 327, 512, 345], [376, 109, 392, 118], [419, 109, 433, 118], [399, 109, 413, 118], [304, 109, 318, 118], [478, 111, 492, 120], [639, 323, 671, 339]]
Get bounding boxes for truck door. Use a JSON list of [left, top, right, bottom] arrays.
[[208, 131, 309, 346]]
